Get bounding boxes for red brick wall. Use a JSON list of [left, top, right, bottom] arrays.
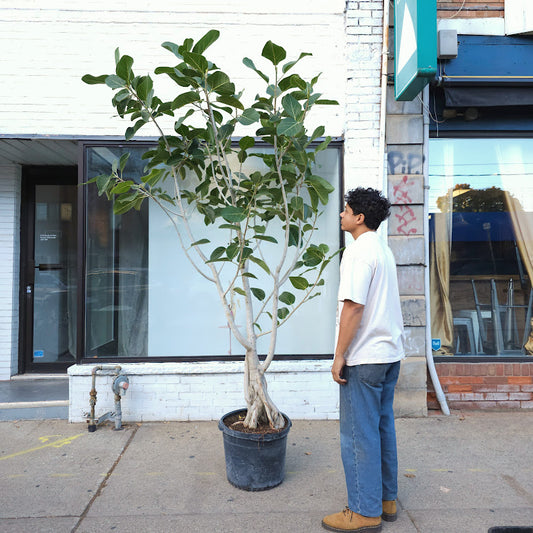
[[428, 363, 533, 411], [437, 0, 504, 19]]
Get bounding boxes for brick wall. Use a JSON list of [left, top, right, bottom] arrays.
[[428, 363, 533, 411], [68, 361, 340, 423], [437, 0, 504, 18], [345, 0, 385, 190], [68, 360, 423, 423], [0, 1, 345, 138]]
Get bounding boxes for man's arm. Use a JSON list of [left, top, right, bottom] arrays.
[[331, 299, 365, 385]]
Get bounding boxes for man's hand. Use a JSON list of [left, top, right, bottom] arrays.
[[331, 355, 347, 385], [332, 299, 364, 385]]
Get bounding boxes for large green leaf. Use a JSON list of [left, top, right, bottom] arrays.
[[310, 126, 325, 143], [182, 51, 208, 73], [96, 174, 112, 196], [221, 206, 247, 222], [161, 41, 183, 60], [110, 181, 133, 195], [116, 55, 134, 82], [282, 52, 312, 74], [242, 57, 269, 83], [281, 94, 302, 120], [192, 29, 220, 54], [316, 99, 339, 105], [277, 307, 290, 320], [136, 76, 153, 101], [279, 291, 296, 305], [289, 276, 309, 290], [238, 108, 260, 125], [278, 74, 306, 92], [306, 175, 335, 204], [253, 235, 278, 244], [82, 74, 107, 85], [226, 243, 240, 260], [210, 246, 226, 261], [105, 75, 126, 89], [217, 95, 244, 110], [239, 136, 255, 150], [261, 40, 286, 66], [248, 255, 270, 274], [172, 91, 200, 109], [207, 71, 234, 95], [251, 288, 266, 301], [191, 238, 210, 246], [277, 117, 303, 137]]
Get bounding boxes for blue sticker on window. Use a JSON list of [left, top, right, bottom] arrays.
[[431, 339, 441, 351], [34, 350, 44, 358]]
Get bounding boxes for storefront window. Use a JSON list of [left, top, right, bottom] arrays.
[[85, 146, 149, 357], [429, 138, 533, 357], [84, 143, 341, 359]]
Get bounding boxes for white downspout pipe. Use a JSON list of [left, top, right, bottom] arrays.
[[423, 85, 450, 415], [379, 0, 390, 198]]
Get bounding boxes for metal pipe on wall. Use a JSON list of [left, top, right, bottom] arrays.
[[423, 85, 450, 416]]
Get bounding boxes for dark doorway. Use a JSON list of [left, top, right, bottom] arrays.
[[19, 166, 78, 373]]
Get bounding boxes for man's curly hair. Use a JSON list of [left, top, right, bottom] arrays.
[[344, 187, 391, 230]]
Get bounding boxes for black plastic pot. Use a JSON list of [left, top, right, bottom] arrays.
[[218, 408, 292, 491]]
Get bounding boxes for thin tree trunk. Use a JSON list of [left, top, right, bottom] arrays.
[[243, 348, 285, 430]]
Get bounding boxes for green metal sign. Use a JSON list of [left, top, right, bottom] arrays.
[[394, 0, 437, 101]]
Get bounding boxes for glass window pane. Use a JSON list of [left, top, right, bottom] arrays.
[[429, 138, 533, 357], [85, 146, 149, 357], [33, 184, 77, 363], [85, 144, 341, 358]]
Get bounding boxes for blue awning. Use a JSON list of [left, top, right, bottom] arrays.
[[438, 35, 533, 87]]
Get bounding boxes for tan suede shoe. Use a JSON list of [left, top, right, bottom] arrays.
[[381, 500, 397, 522], [322, 507, 382, 532]]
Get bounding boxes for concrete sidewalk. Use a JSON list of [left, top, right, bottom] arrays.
[[1, 412, 532, 533]]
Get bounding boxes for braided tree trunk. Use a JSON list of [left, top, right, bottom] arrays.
[[243, 348, 285, 430]]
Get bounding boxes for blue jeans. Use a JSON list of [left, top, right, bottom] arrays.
[[339, 361, 401, 517]]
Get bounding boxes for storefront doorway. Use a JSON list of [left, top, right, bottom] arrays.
[[19, 166, 78, 373]]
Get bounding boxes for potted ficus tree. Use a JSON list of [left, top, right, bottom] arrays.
[[82, 29, 338, 490]]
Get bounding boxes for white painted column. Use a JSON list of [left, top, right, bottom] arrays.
[[344, 0, 385, 191], [0, 165, 21, 379]]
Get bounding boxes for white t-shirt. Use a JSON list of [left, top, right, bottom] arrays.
[[335, 231, 405, 366]]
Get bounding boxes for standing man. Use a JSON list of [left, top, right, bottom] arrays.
[[322, 187, 405, 533]]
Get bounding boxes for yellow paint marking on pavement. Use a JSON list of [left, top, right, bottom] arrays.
[[50, 473, 76, 478], [404, 469, 417, 472], [8, 474, 27, 479], [38, 435, 63, 443], [0, 434, 84, 462]]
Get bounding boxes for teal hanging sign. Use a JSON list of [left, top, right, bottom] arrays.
[[394, 0, 437, 101]]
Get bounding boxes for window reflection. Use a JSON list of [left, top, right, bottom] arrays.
[[85, 146, 149, 357], [429, 139, 533, 357], [84, 144, 341, 358]]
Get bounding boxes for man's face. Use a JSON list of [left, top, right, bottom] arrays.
[[340, 203, 361, 233]]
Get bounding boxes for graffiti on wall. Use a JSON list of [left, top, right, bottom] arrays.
[[387, 150, 422, 175]]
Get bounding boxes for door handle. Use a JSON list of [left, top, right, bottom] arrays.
[[35, 263, 63, 271]]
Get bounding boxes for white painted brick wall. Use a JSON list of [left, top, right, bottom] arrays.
[[68, 359, 413, 423], [0, 1, 345, 138], [0, 166, 21, 380], [344, 0, 384, 190], [68, 361, 340, 422]]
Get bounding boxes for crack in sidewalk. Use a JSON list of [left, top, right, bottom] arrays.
[[71, 424, 140, 532]]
